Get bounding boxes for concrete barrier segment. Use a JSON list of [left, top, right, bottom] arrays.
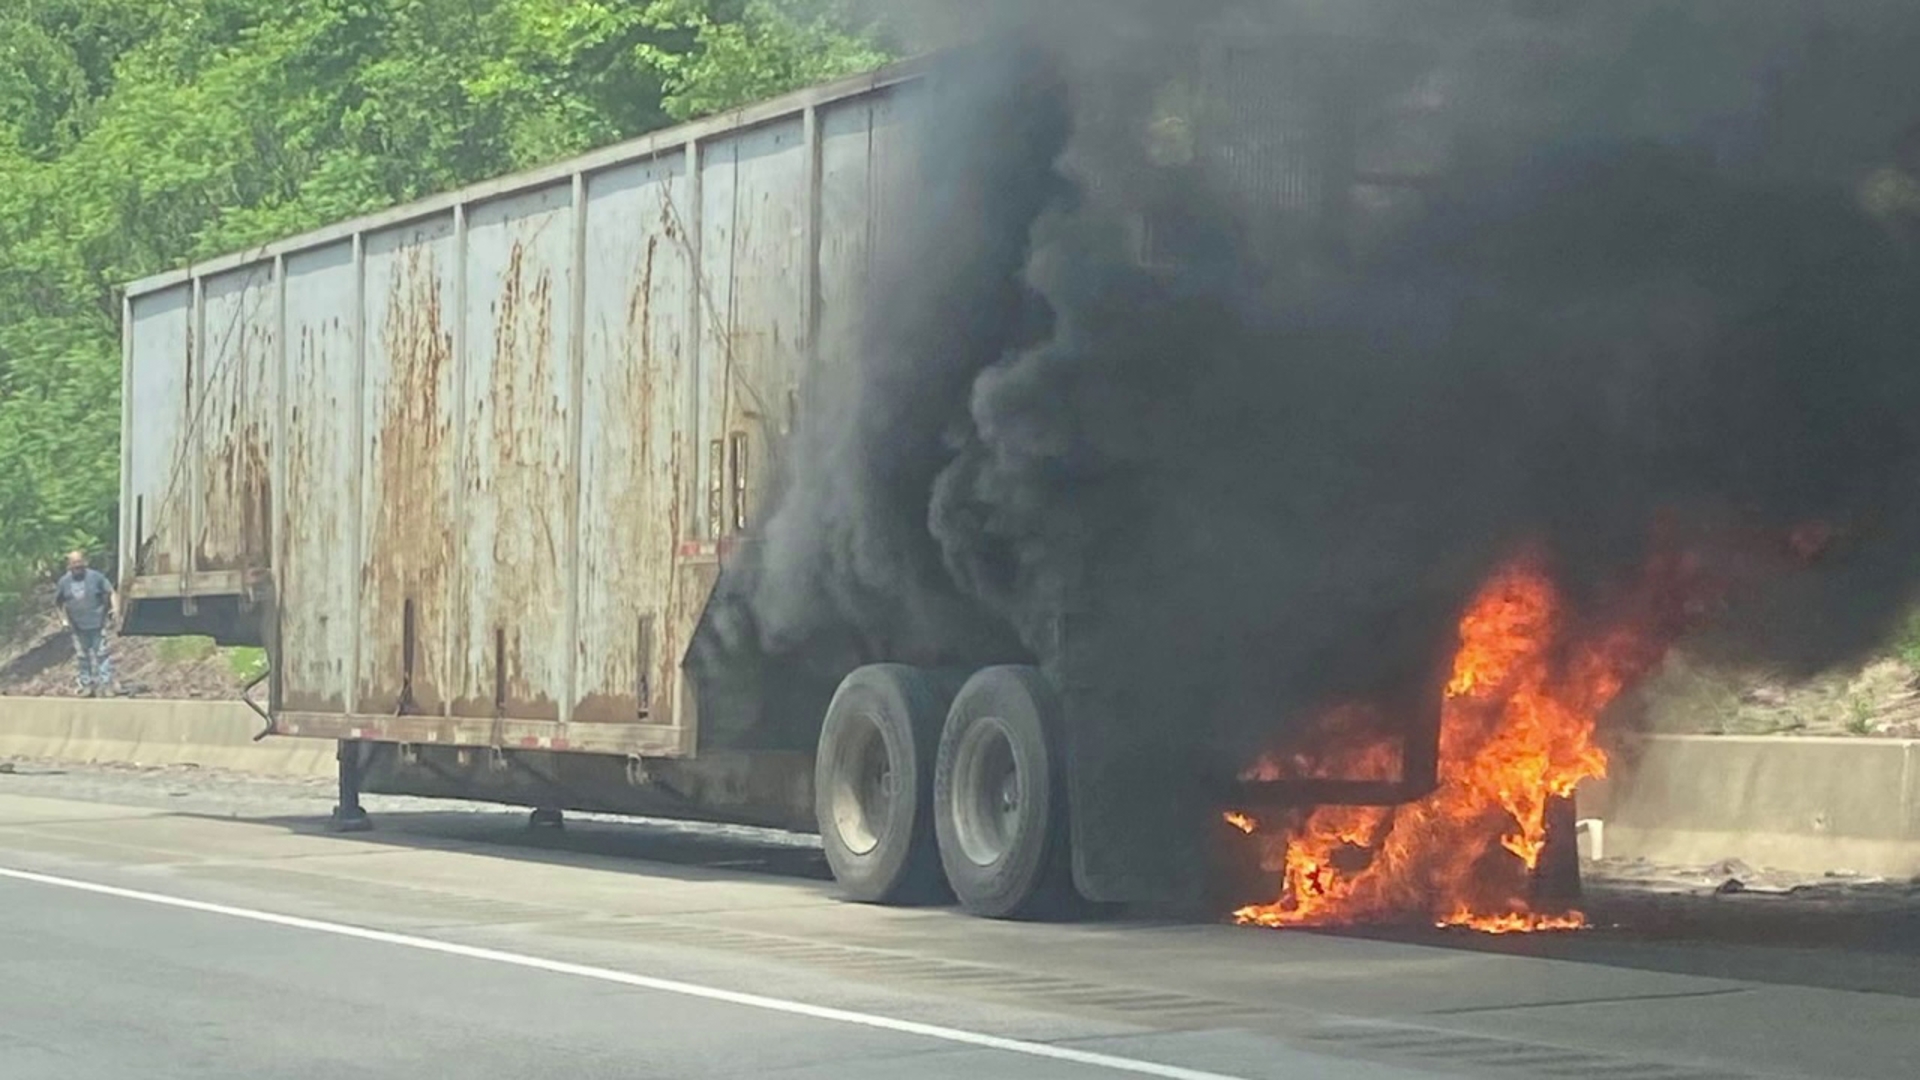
[[0, 698, 334, 779], [1580, 735, 1920, 878], [4, 701, 1918, 878]]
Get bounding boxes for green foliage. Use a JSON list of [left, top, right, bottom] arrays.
[[636, 1, 891, 122], [130, 635, 266, 683], [0, 0, 890, 611], [226, 645, 268, 682], [1896, 608, 1920, 670], [1845, 696, 1875, 736], [155, 635, 217, 665]]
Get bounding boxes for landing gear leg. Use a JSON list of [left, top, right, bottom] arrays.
[[529, 807, 566, 831], [1530, 795, 1582, 911], [330, 740, 374, 833]]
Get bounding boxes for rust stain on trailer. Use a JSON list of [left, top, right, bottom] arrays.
[[451, 238, 563, 723], [280, 316, 351, 714], [359, 244, 455, 716], [634, 237, 676, 724], [233, 424, 274, 565], [576, 234, 678, 726], [197, 300, 276, 573], [656, 439, 699, 731], [280, 324, 330, 713]]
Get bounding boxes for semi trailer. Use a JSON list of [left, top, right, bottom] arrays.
[[115, 32, 1450, 918]]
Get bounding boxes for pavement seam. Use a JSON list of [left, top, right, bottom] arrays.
[[1419, 986, 1755, 1016], [1300, 1022, 1770, 1080]]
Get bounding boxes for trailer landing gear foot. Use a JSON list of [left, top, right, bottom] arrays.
[[529, 807, 565, 831], [330, 739, 373, 833]]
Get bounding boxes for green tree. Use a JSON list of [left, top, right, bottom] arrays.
[[636, 0, 891, 121], [0, 0, 890, 622]]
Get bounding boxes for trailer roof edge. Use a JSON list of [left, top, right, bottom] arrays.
[[122, 54, 935, 299]]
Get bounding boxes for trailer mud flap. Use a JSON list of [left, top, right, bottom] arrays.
[[1057, 673, 1212, 908]]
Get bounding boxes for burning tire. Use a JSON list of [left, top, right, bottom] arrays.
[[815, 665, 961, 904], [934, 666, 1076, 919]]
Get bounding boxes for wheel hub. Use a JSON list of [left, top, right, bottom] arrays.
[[952, 717, 1023, 868], [829, 712, 894, 857]]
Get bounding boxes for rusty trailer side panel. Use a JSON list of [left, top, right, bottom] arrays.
[[195, 265, 278, 575], [360, 218, 460, 719], [456, 185, 576, 723], [279, 241, 360, 713], [575, 154, 695, 730], [118, 61, 933, 760], [124, 287, 193, 582], [695, 116, 810, 544]]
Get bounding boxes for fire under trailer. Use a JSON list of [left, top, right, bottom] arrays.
[[115, 41, 1473, 918]]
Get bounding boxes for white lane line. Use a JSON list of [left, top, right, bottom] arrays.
[[0, 865, 1249, 1080]]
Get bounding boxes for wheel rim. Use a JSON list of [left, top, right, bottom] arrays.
[[951, 716, 1022, 868], [829, 711, 896, 857]]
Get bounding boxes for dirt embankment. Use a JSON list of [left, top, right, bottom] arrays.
[[1621, 649, 1920, 739], [0, 588, 252, 700]]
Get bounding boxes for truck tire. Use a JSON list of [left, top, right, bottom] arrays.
[[815, 665, 961, 904], [933, 666, 1076, 919]]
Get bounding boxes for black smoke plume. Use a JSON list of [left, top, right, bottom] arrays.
[[706, 0, 1920, 768]]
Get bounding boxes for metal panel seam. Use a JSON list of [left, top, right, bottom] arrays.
[[678, 136, 706, 746], [118, 293, 134, 586], [803, 105, 824, 392], [562, 173, 590, 726], [186, 277, 205, 601], [684, 139, 704, 545], [447, 203, 470, 725], [268, 254, 288, 710], [347, 233, 368, 717], [272, 254, 289, 582]]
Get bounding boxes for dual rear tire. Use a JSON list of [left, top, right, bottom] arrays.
[[815, 664, 1073, 919], [813, 665, 956, 905]]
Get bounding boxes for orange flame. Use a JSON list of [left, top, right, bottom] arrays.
[[1223, 811, 1259, 835], [1236, 550, 1697, 934]]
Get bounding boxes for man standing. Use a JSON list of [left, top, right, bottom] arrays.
[[56, 550, 118, 697]]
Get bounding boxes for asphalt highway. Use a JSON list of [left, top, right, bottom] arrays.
[[6, 870, 1445, 1080], [0, 773, 1914, 1080]]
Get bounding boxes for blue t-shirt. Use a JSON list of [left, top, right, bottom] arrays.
[[58, 568, 113, 632]]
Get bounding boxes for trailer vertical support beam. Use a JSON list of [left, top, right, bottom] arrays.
[[341, 234, 372, 834], [271, 254, 289, 577], [118, 293, 135, 587], [347, 232, 368, 717], [446, 203, 470, 722], [684, 139, 705, 544], [269, 253, 289, 712], [561, 172, 590, 727], [271, 255, 289, 578], [801, 105, 824, 391], [184, 275, 205, 613]]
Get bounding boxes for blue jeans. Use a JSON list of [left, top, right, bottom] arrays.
[[72, 627, 113, 693]]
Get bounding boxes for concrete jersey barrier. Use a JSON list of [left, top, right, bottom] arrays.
[[0, 697, 334, 779], [2, 699, 1917, 878], [1580, 734, 1920, 879]]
